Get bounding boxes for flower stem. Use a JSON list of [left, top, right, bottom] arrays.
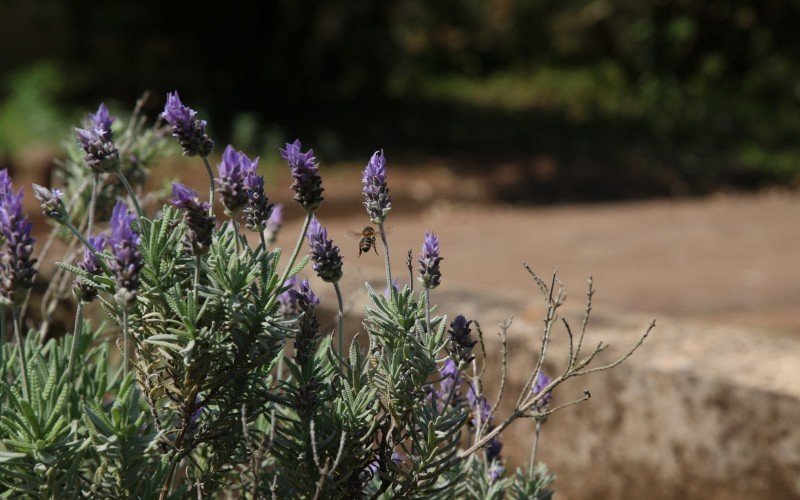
[[529, 421, 542, 477], [378, 221, 392, 289], [424, 288, 433, 337], [194, 254, 201, 306], [87, 174, 99, 236], [202, 156, 215, 216], [68, 302, 83, 383], [12, 305, 29, 400], [334, 281, 345, 359], [122, 306, 130, 377], [114, 167, 143, 219], [269, 212, 312, 309]]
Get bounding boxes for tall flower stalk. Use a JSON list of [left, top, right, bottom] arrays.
[[306, 217, 344, 355], [362, 150, 393, 288], [108, 201, 142, 375], [162, 92, 215, 214], [0, 172, 36, 400], [418, 231, 442, 335]]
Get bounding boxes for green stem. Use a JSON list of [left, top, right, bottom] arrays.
[[114, 167, 143, 219], [233, 219, 241, 255], [122, 307, 130, 377], [334, 281, 345, 359], [268, 212, 312, 310], [378, 221, 392, 289], [202, 157, 216, 216], [12, 306, 29, 400], [68, 302, 83, 383], [529, 421, 542, 476], [87, 174, 99, 237], [194, 254, 201, 306], [424, 288, 432, 337]]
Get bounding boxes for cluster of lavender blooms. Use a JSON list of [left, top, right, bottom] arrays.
[[170, 183, 214, 255], [0, 91, 652, 499], [75, 103, 120, 174], [108, 201, 142, 305], [0, 170, 37, 304], [362, 150, 391, 223], [281, 139, 324, 212], [161, 92, 214, 157]]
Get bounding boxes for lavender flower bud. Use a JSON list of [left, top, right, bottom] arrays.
[[465, 382, 503, 462], [216, 145, 256, 215], [488, 460, 505, 483], [74, 233, 107, 303], [448, 314, 477, 364], [86, 103, 115, 142], [437, 358, 460, 404], [531, 371, 553, 413], [362, 150, 392, 223], [170, 183, 214, 256], [486, 437, 503, 464], [161, 92, 214, 157], [76, 127, 120, 173], [0, 178, 37, 303], [289, 279, 320, 366], [31, 184, 67, 224], [306, 217, 343, 283], [383, 278, 400, 298], [109, 201, 142, 306], [0, 170, 11, 198], [418, 231, 442, 289], [280, 140, 323, 212], [243, 169, 274, 232], [264, 203, 283, 246], [278, 276, 299, 319]]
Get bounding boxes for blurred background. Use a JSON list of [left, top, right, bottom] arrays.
[[1, 1, 799, 498]]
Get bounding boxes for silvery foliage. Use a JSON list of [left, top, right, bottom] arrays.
[[0, 96, 653, 499]]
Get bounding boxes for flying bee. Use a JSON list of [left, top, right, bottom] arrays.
[[347, 226, 379, 257]]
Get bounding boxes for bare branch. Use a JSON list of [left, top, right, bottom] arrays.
[[574, 320, 656, 376], [490, 318, 511, 415]]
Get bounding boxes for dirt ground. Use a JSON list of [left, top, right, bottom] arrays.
[[272, 188, 800, 335]]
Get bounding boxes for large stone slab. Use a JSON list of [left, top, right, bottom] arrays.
[[429, 290, 800, 499]]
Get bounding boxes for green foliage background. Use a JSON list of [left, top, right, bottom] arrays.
[[1, 0, 799, 195]]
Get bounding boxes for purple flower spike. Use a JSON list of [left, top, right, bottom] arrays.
[[109, 201, 142, 305], [437, 358, 460, 403], [362, 150, 391, 223], [278, 276, 299, 319], [87, 103, 115, 142], [281, 140, 324, 212], [31, 184, 67, 223], [418, 231, 442, 289], [264, 203, 283, 246], [289, 279, 321, 365], [383, 278, 400, 298], [75, 233, 107, 302], [216, 145, 255, 215], [0, 176, 37, 303], [306, 217, 343, 283], [448, 314, 477, 364], [243, 168, 273, 233], [170, 183, 214, 255], [531, 371, 553, 413], [0, 170, 11, 197], [76, 126, 120, 173], [161, 92, 214, 157]]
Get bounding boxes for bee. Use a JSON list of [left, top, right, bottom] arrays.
[[347, 226, 379, 257]]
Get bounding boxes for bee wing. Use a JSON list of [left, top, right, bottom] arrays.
[[346, 230, 364, 238]]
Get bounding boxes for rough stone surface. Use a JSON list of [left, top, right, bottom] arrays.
[[433, 291, 800, 500]]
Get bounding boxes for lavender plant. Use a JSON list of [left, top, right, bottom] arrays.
[[0, 93, 654, 499]]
